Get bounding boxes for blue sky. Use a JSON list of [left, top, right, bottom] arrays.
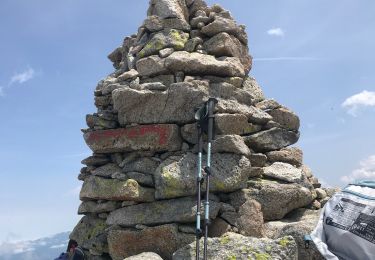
[[0, 0, 374, 243]]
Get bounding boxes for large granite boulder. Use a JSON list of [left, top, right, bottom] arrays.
[[153, 153, 251, 199], [80, 176, 155, 202], [231, 180, 314, 220]]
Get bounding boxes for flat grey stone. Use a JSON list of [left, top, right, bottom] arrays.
[[106, 196, 221, 226], [165, 51, 245, 77], [244, 127, 300, 152]]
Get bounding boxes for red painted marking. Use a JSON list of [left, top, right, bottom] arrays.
[[86, 125, 171, 145]]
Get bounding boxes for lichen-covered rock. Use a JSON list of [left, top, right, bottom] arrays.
[[165, 51, 245, 77], [138, 29, 189, 58], [244, 127, 300, 152], [265, 209, 324, 260], [70, 216, 108, 254], [153, 153, 250, 199], [84, 124, 182, 153], [172, 232, 298, 260], [108, 224, 194, 260], [80, 176, 155, 202], [106, 196, 220, 226], [232, 180, 314, 220]]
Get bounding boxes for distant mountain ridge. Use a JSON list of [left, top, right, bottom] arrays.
[[0, 232, 70, 260]]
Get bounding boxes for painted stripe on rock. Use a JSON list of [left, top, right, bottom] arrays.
[[84, 124, 181, 153]]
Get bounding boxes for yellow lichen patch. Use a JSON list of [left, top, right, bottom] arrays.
[[123, 179, 140, 197], [254, 253, 271, 260], [211, 178, 226, 191], [219, 235, 231, 245], [161, 166, 184, 198], [278, 237, 291, 247], [227, 255, 237, 260]]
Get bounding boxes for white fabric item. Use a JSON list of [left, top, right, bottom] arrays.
[[311, 181, 375, 260]]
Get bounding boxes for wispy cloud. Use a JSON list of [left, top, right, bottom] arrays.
[[267, 27, 285, 37], [253, 57, 320, 62], [341, 155, 375, 183], [9, 67, 35, 85], [0, 67, 36, 97], [342, 90, 375, 116]]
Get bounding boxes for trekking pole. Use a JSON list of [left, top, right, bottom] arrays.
[[195, 97, 217, 260], [195, 122, 203, 260], [203, 98, 217, 260]]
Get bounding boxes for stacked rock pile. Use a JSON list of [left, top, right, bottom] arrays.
[[70, 0, 338, 259]]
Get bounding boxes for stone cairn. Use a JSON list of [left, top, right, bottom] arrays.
[[70, 1, 338, 259]]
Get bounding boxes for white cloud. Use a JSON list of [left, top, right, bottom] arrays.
[[0, 241, 34, 255], [9, 67, 35, 85], [267, 27, 285, 37], [342, 90, 375, 116], [341, 155, 375, 183]]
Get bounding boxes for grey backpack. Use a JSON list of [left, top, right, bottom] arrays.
[[311, 180, 375, 260]]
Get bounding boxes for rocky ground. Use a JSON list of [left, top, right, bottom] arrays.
[[69, 0, 339, 259]]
